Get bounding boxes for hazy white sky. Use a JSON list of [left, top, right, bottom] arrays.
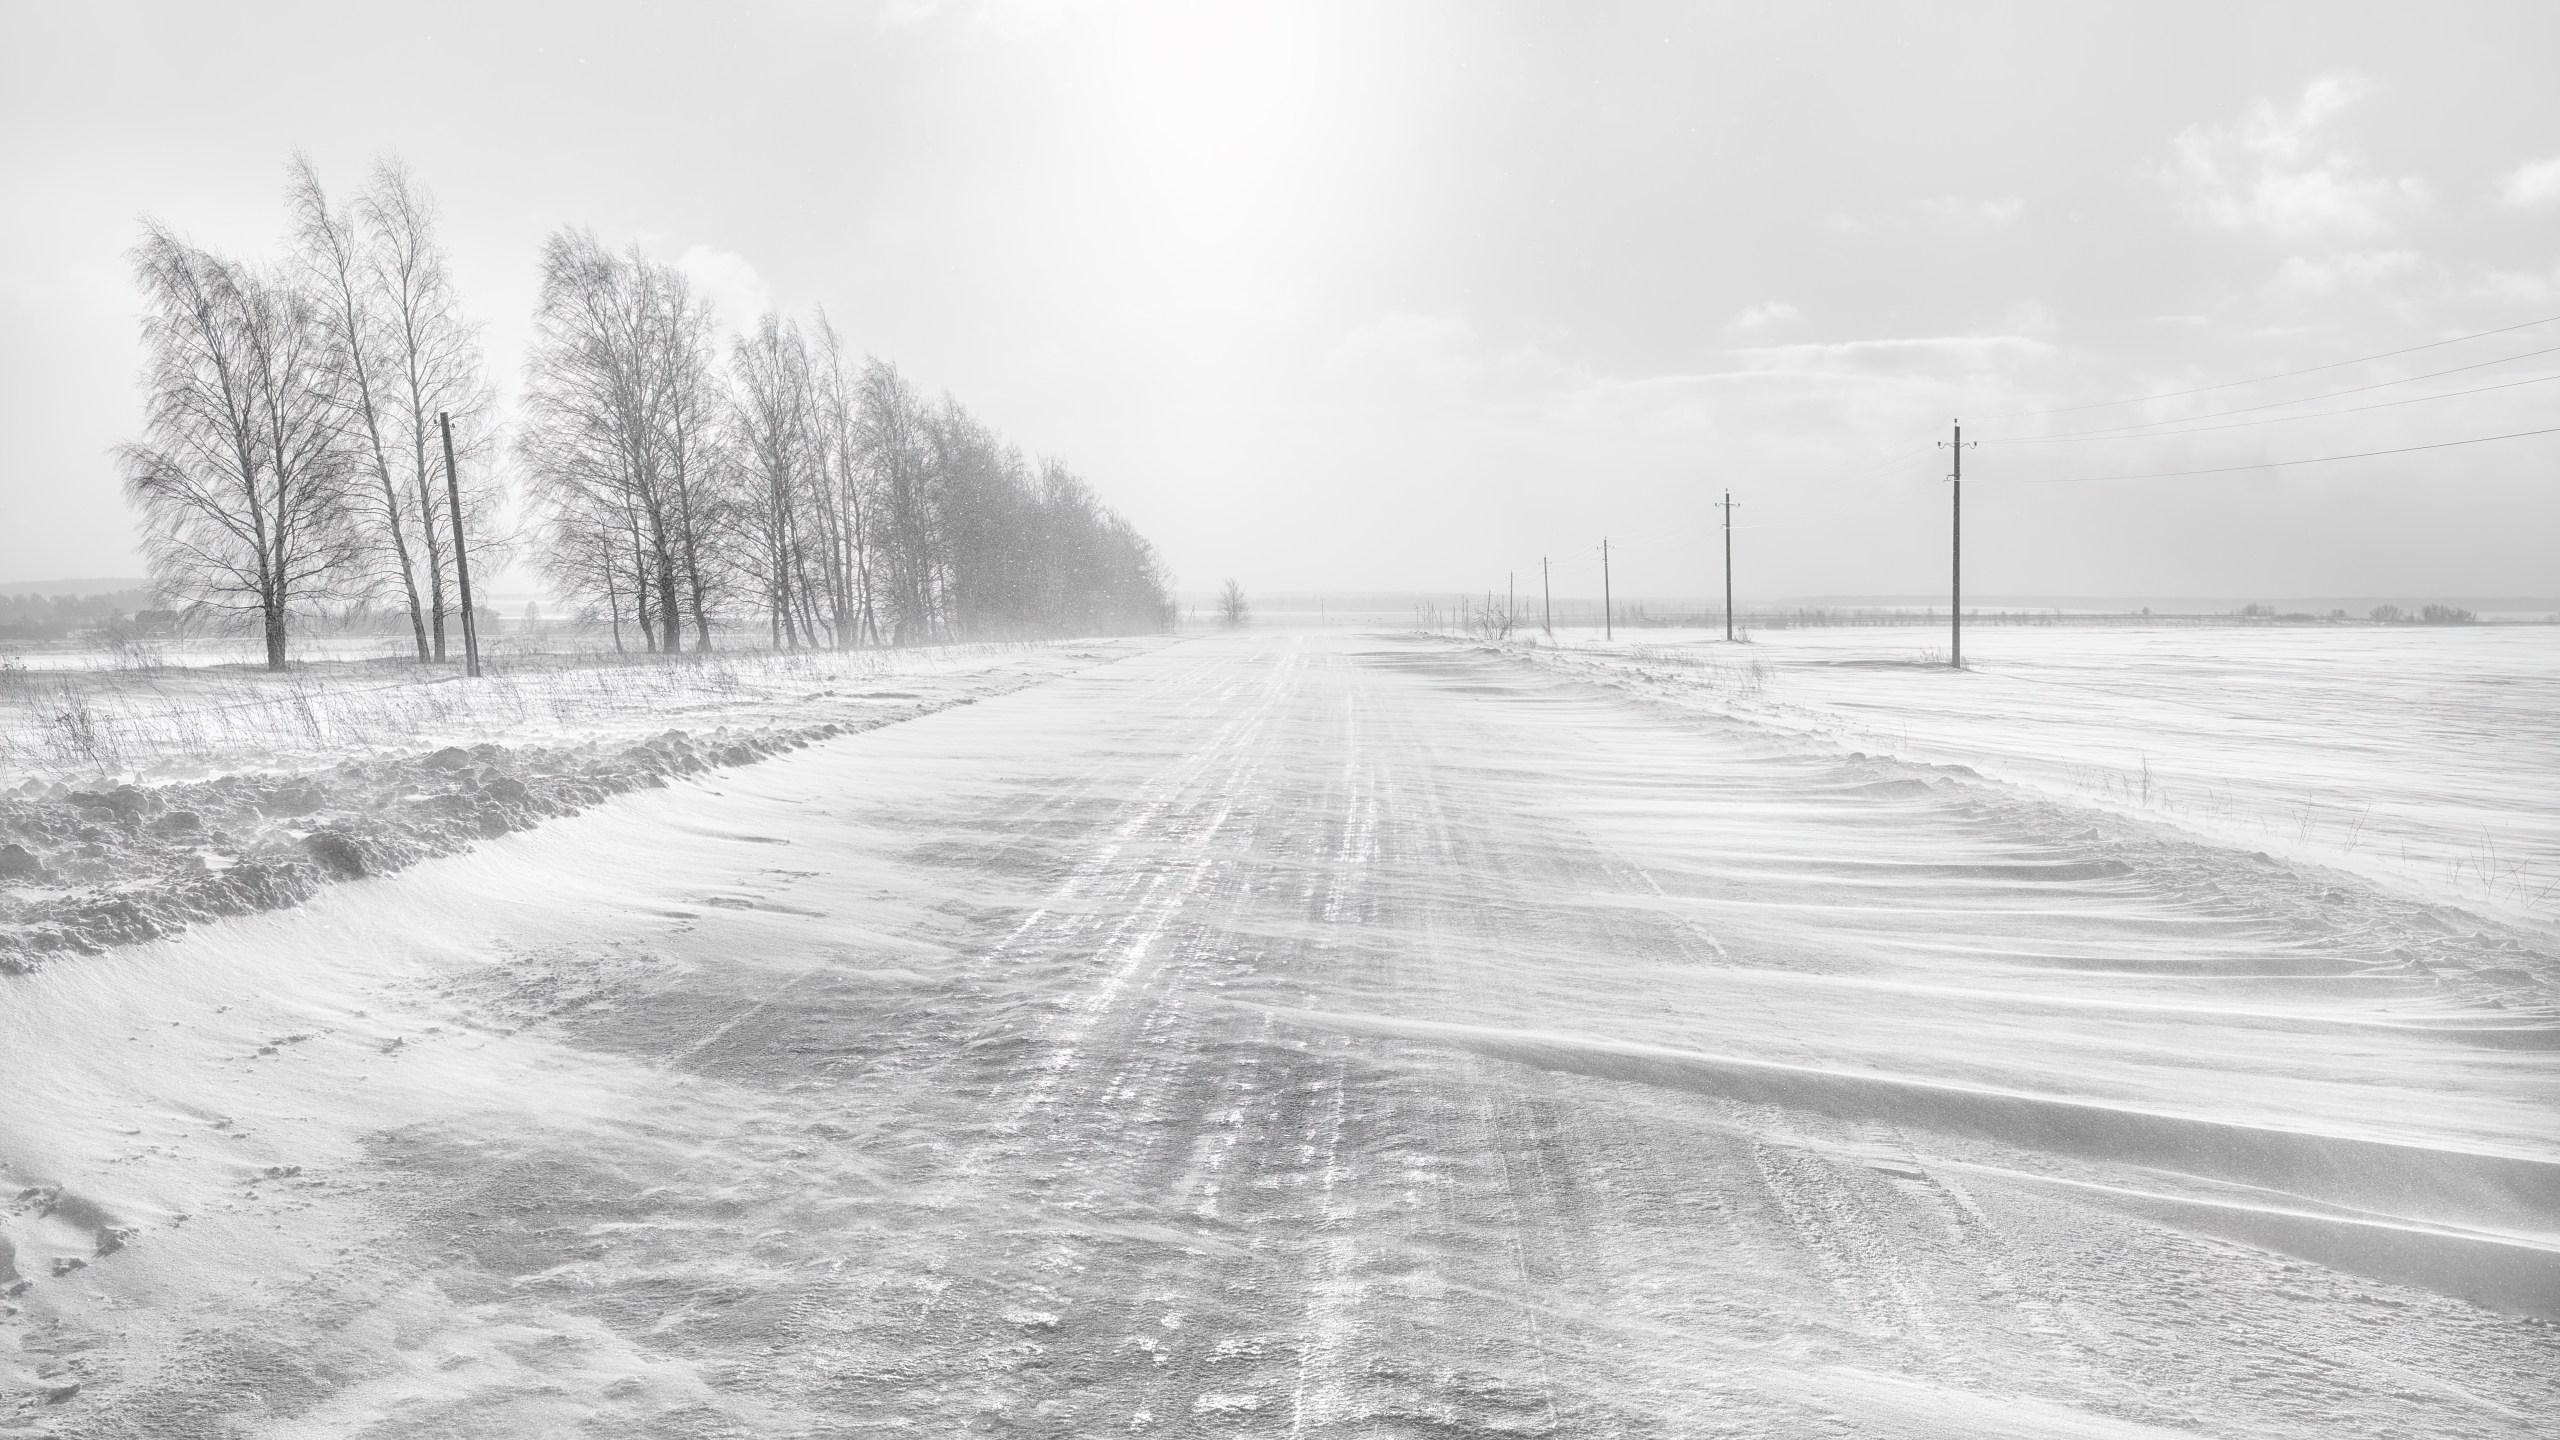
[[4, 1, 2556, 600]]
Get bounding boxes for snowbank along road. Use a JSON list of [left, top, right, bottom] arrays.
[[2, 629, 2554, 1437]]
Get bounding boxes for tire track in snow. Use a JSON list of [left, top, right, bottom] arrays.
[[816, 640, 1312, 1429]]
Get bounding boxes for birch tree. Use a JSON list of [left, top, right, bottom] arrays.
[[856, 359, 940, 643], [119, 227, 366, 669], [729, 314, 822, 647], [653, 260, 726, 650], [362, 159, 500, 661], [518, 245, 1171, 649], [289, 155, 432, 660], [809, 312, 879, 647], [522, 230, 726, 652]]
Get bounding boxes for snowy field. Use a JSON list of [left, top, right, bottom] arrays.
[[1517, 622, 2560, 928], [0, 639, 1175, 965], [1, 629, 2553, 1435], [0, 636, 1146, 784]]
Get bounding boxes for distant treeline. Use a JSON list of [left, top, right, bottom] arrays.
[[0, 590, 160, 644], [524, 234, 1170, 652], [117, 155, 1173, 671], [1439, 601, 2533, 631]]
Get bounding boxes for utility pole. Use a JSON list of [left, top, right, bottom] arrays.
[[1939, 419, 1976, 670], [440, 411, 482, 678], [1542, 556, 1552, 636], [1602, 537, 1613, 641], [1717, 490, 1741, 642]]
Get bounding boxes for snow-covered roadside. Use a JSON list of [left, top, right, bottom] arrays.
[[1499, 623, 2560, 930], [0, 637, 1173, 967], [4, 630, 2550, 1435], [0, 636, 1154, 784]]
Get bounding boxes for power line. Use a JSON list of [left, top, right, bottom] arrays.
[[1979, 312, 2560, 420], [1732, 478, 1931, 531], [1984, 370, 2560, 446], [1600, 449, 1939, 554], [1978, 424, 2560, 485], [1987, 343, 2560, 442]]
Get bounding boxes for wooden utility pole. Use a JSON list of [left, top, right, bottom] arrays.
[[1939, 420, 1976, 670], [440, 411, 482, 678], [1542, 557, 1552, 635], [1602, 537, 1613, 641], [1717, 490, 1741, 642]]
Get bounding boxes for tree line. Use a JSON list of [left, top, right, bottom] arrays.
[[0, 590, 158, 645], [119, 155, 1173, 670]]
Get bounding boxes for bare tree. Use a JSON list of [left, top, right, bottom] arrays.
[[1218, 579, 1249, 628], [522, 230, 726, 653], [362, 159, 500, 661], [520, 242, 1169, 652], [809, 311, 880, 647], [119, 227, 366, 669], [856, 358, 940, 644], [658, 272, 726, 651], [522, 233, 652, 648], [730, 314, 819, 647], [289, 155, 432, 660]]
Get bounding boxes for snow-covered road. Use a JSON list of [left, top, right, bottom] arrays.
[[4, 631, 2555, 1437]]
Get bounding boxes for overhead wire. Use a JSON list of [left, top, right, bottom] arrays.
[[1984, 343, 2560, 442], [1980, 370, 2560, 445], [1484, 309, 2560, 598], [1594, 449, 1939, 555], [1973, 424, 2560, 485], [1978, 312, 2560, 420]]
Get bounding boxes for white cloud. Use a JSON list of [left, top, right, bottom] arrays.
[[1822, 199, 2021, 237], [2462, 261, 2560, 305], [2499, 155, 2560, 209], [875, 0, 1104, 36], [2167, 72, 2427, 239], [2001, 300, 2060, 337], [1321, 312, 1482, 392], [1317, 310, 2062, 465], [675, 244, 773, 336], [2270, 248, 2423, 295], [1729, 334, 2054, 381], [1915, 195, 2024, 227], [1320, 313, 1592, 409], [1724, 301, 1803, 335]]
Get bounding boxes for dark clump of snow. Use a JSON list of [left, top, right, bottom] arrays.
[[0, 718, 861, 970], [300, 830, 368, 878]]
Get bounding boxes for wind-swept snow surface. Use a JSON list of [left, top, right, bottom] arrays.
[[1522, 623, 2560, 926], [2, 631, 2554, 1436]]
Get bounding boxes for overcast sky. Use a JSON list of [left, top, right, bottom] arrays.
[[4, 1, 2556, 601]]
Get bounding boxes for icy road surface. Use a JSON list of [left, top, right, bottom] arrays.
[[3, 631, 2555, 1437]]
